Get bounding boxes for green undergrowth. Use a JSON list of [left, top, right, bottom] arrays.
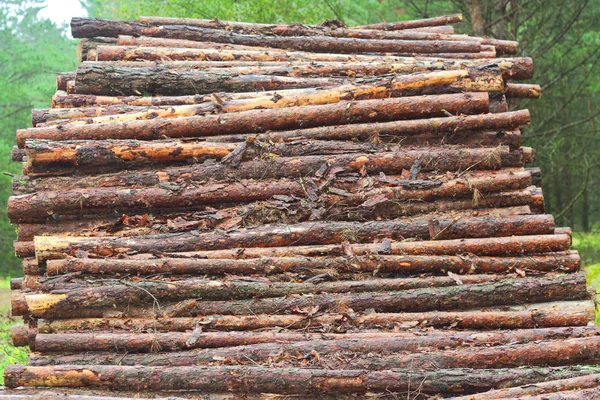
[[573, 233, 600, 324]]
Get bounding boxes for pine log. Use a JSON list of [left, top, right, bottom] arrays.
[[11, 146, 25, 162], [490, 93, 508, 113], [9, 278, 22, 290], [354, 14, 464, 30], [451, 373, 600, 399], [55, 73, 74, 92], [0, 388, 288, 399], [92, 48, 534, 79], [13, 273, 579, 318], [42, 250, 578, 279], [11, 325, 28, 347], [31, 301, 595, 335], [136, 17, 516, 55], [505, 83, 542, 98], [6, 363, 600, 394], [38, 69, 504, 123], [26, 335, 600, 370], [14, 241, 34, 259], [16, 92, 489, 146], [16, 274, 588, 319], [70, 19, 483, 54], [12, 147, 527, 195], [33, 214, 555, 261]]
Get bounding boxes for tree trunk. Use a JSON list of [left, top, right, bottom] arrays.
[[33, 214, 555, 261], [5, 364, 598, 394], [32, 301, 595, 335], [16, 93, 490, 146]]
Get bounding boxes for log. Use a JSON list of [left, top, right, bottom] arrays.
[[55, 73, 74, 91], [70, 19, 483, 54], [490, 93, 508, 113], [11, 146, 25, 162], [36, 69, 504, 124], [32, 301, 595, 334], [16, 93, 490, 146], [505, 83, 542, 99], [12, 147, 528, 195], [135, 17, 516, 55], [33, 214, 555, 261], [14, 241, 34, 258], [14, 273, 581, 318], [16, 274, 588, 319], [92, 48, 534, 79], [75, 37, 118, 61], [11, 325, 28, 347], [42, 251, 579, 278], [27, 336, 600, 370], [451, 373, 600, 399], [5, 364, 600, 395], [9, 278, 23, 291], [353, 14, 464, 30]]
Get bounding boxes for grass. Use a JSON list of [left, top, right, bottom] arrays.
[[572, 233, 600, 324], [0, 277, 28, 385]]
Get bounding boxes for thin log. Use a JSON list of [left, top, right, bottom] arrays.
[[16, 93, 489, 146], [32, 301, 595, 334], [6, 364, 600, 394], [26, 336, 600, 370], [42, 251, 578, 278], [451, 373, 600, 399], [55, 73, 74, 91], [505, 83, 542, 98], [353, 14, 464, 30], [70, 19, 483, 54], [14, 241, 34, 259], [12, 147, 527, 195], [34, 214, 555, 261], [37, 69, 504, 123]]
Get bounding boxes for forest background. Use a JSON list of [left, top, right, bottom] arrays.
[[1, 0, 600, 278]]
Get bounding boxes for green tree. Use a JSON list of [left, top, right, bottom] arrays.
[[0, 0, 78, 276]]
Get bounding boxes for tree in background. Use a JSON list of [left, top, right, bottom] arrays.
[[0, 0, 78, 275]]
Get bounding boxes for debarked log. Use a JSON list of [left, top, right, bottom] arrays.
[[5, 364, 600, 395], [33, 214, 555, 261], [16, 93, 490, 146]]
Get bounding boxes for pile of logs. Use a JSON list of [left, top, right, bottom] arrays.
[[3, 13, 600, 399]]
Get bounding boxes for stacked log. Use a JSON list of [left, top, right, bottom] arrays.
[[3, 13, 599, 399]]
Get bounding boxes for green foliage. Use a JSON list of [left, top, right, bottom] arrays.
[[0, 0, 78, 276]]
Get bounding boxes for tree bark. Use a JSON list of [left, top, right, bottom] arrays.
[[70, 19, 482, 55], [16, 93, 489, 146], [36, 69, 504, 124], [5, 364, 599, 394], [26, 336, 600, 370], [55, 73, 75, 92], [451, 373, 600, 400], [32, 302, 595, 335], [505, 83, 542, 98], [42, 251, 578, 279], [12, 147, 528, 195], [33, 214, 555, 261], [15, 274, 588, 319]]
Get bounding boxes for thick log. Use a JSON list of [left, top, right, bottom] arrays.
[[451, 373, 600, 399], [70, 19, 483, 54], [27, 335, 600, 370], [14, 241, 34, 259], [42, 251, 578, 279], [12, 147, 528, 195], [34, 214, 555, 261], [505, 83, 542, 99], [5, 364, 599, 395], [32, 301, 595, 335], [37, 69, 504, 124], [16, 92, 489, 146], [11, 325, 28, 347]]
